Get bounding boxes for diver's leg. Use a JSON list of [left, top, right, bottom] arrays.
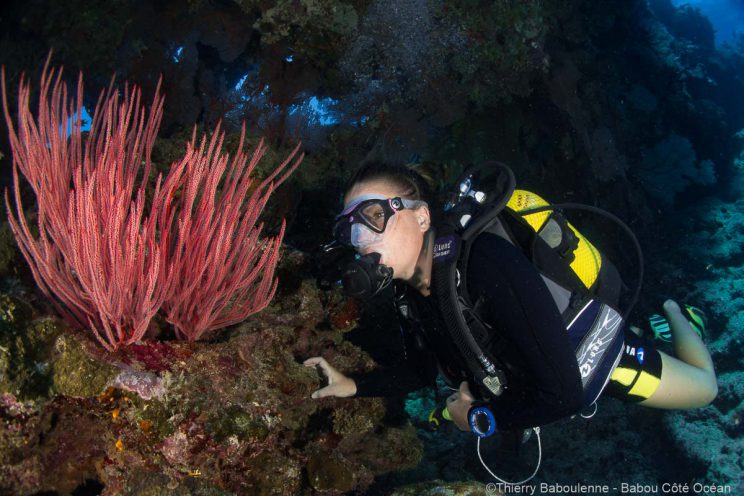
[[640, 300, 717, 409], [663, 300, 714, 371]]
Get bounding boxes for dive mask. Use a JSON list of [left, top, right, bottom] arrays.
[[333, 195, 427, 248]]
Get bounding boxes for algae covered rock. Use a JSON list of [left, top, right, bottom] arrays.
[[306, 449, 356, 492], [0, 394, 110, 496], [664, 403, 743, 489], [0, 223, 19, 277], [50, 332, 121, 397], [0, 245, 427, 494], [0, 298, 63, 401]]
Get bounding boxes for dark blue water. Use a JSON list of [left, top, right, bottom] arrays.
[[671, 0, 744, 45]]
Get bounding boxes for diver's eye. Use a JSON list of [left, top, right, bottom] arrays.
[[361, 203, 386, 230]]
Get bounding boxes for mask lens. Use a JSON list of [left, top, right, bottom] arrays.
[[360, 202, 387, 231], [333, 217, 385, 248], [350, 223, 385, 247]]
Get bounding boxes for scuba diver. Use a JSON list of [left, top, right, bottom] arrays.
[[303, 161, 718, 475]]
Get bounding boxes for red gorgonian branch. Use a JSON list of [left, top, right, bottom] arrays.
[[1, 58, 302, 350], [155, 125, 302, 341]]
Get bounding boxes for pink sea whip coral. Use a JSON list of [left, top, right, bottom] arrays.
[[2, 58, 302, 350], [156, 124, 301, 341], [2, 60, 168, 351]]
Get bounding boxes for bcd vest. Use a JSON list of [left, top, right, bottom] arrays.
[[430, 188, 627, 408]]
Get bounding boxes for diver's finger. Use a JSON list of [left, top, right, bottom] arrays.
[[304, 357, 334, 377], [663, 299, 682, 315], [306, 357, 339, 382]]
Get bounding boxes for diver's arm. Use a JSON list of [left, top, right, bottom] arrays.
[[349, 343, 439, 397], [468, 233, 584, 430], [349, 363, 437, 398]]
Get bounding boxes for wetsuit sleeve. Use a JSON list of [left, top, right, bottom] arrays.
[[348, 325, 439, 398], [467, 233, 584, 430]]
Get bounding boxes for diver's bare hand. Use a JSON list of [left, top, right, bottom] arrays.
[[446, 381, 476, 432], [303, 357, 357, 399]]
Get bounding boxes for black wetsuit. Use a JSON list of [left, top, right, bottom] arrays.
[[351, 232, 584, 431]]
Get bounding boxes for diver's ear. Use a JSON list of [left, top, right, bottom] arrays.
[[416, 205, 430, 231]]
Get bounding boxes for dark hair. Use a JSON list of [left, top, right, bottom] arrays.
[[344, 161, 434, 203]]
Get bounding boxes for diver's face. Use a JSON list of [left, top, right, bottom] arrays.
[[343, 180, 430, 281]]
